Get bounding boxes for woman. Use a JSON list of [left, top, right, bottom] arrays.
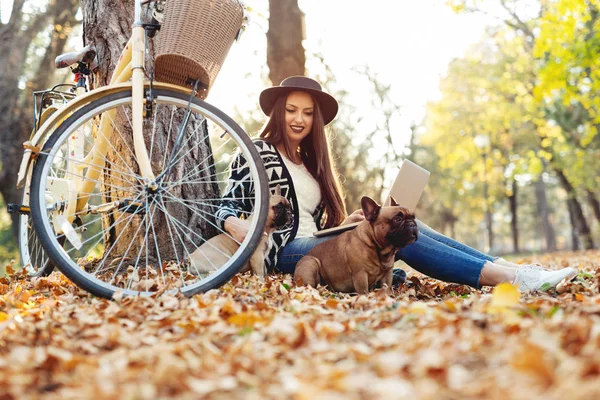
[[215, 76, 576, 292]]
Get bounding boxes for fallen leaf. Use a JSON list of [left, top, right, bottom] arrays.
[[490, 282, 520, 308]]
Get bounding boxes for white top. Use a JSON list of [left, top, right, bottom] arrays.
[[280, 154, 321, 237]]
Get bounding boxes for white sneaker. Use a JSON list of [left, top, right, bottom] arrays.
[[512, 265, 578, 292]]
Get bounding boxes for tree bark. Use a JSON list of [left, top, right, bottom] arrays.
[[533, 177, 557, 252], [554, 168, 594, 249], [508, 178, 519, 253], [587, 189, 600, 224], [482, 157, 493, 252], [0, 0, 79, 238], [81, 0, 217, 259], [567, 199, 580, 251], [266, 0, 305, 85]]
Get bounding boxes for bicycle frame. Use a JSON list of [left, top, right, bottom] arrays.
[[131, 0, 156, 184], [16, 38, 133, 190]]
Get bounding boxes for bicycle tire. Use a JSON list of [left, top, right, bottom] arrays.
[[18, 185, 54, 277], [30, 87, 269, 298]]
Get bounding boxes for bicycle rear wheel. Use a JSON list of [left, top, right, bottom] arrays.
[[18, 185, 53, 277], [30, 87, 269, 298]]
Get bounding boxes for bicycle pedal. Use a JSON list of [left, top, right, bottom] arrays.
[[7, 203, 30, 215]]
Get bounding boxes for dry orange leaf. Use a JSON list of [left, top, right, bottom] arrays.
[[325, 299, 339, 309], [0, 250, 598, 399], [0, 311, 9, 322], [511, 342, 555, 387], [227, 311, 268, 327], [490, 283, 520, 308]]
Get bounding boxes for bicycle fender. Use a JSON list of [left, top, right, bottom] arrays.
[[16, 82, 193, 189]]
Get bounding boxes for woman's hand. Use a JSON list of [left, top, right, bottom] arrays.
[[342, 209, 365, 225], [224, 216, 252, 243]]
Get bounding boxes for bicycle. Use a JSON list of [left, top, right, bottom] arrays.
[[23, 0, 269, 299]]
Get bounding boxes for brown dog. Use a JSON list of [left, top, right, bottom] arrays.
[[294, 196, 418, 294], [189, 185, 291, 278]]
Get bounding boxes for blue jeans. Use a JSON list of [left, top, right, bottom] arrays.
[[276, 220, 496, 289]]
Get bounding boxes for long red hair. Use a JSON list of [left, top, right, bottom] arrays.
[[259, 92, 347, 228]]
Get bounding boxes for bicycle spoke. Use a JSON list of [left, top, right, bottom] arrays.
[[165, 135, 234, 190], [64, 190, 146, 259], [45, 141, 145, 184], [43, 152, 143, 193], [157, 210, 223, 275], [113, 104, 142, 169], [160, 105, 177, 178], [158, 115, 207, 179], [107, 209, 151, 285], [148, 200, 164, 290], [156, 196, 188, 285], [161, 192, 251, 235], [127, 199, 159, 291], [154, 197, 211, 277], [160, 190, 244, 248]]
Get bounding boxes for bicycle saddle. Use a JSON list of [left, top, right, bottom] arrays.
[[55, 45, 98, 69]]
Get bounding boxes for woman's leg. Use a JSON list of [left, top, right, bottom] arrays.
[[276, 236, 334, 274], [416, 220, 496, 262], [396, 232, 489, 288], [417, 220, 530, 270], [283, 225, 510, 288], [398, 223, 576, 291]]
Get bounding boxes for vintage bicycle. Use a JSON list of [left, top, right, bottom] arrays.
[[19, 0, 270, 299]]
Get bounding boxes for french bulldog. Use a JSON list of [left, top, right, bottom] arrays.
[[189, 185, 291, 278], [294, 196, 418, 294]]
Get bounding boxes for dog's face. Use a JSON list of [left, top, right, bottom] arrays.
[[361, 196, 418, 248], [268, 185, 292, 230]]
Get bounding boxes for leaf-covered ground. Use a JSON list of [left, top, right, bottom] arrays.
[[1, 250, 599, 399]]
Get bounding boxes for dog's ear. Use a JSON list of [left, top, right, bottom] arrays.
[[389, 196, 399, 207], [274, 184, 281, 196], [361, 196, 381, 222]]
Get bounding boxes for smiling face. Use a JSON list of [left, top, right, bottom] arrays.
[[284, 91, 314, 149]]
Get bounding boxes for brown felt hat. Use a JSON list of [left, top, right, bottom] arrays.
[[259, 76, 339, 125]]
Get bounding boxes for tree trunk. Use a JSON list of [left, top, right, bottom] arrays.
[[266, 0, 305, 85], [82, 0, 217, 260], [554, 168, 594, 249], [587, 189, 600, 224], [0, 0, 80, 238], [508, 178, 519, 253], [567, 199, 580, 251], [534, 177, 557, 252], [481, 166, 493, 251]]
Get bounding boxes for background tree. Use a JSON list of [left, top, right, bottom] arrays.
[[266, 0, 305, 85], [447, 0, 597, 250], [0, 0, 79, 237]]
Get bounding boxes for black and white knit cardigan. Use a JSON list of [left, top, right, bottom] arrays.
[[214, 140, 326, 272]]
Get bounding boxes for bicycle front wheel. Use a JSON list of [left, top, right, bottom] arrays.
[[30, 87, 269, 298]]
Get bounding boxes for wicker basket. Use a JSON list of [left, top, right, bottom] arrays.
[[155, 0, 244, 98]]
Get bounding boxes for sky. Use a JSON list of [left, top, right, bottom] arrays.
[[1, 0, 496, 154], [207, 0, 496, 152]]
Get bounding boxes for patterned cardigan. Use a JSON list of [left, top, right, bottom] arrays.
[[214, 140, 326, 272]]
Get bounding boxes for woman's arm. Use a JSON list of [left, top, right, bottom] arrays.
[[214, 151, 256, 234], [223, 216, 253, 243]]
